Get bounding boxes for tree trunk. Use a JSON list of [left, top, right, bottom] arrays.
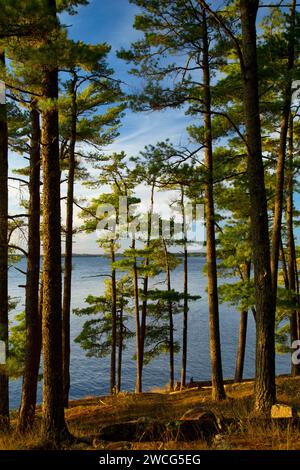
[[202, 10, 226, 401], [280, 236, 289, 290], [110, 242, 117, 394], [41, 0, 69, 442], [62, 77, 77, 407], [117, 301, 123, 393], [286, 116, 300, 376], [163, 239, 174, 391], [235, 310, 248, 383], [180, 187, 188, 389], [235, 263, 250, 383], [0, 52, 9, 427], [140, 182, 155, 383], [133, 240, 142, 393], [270, 0, 296, 296], [18, 101, 41, 433], [240, 0, 276, 413]]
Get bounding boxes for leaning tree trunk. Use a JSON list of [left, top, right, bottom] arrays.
[[202, 10, 226, 401], [62, 78, 77, 407], [235, 263, 251, 383], [18, 101, 42, 433], [0, 52, 9, 427], [235, 310, 248, 383], [286, 116, 300, 376], [41, 0, 69, 442], [240, 0, 276, 413], [180, 187, 188, 389], [271, 0, 296, 296]]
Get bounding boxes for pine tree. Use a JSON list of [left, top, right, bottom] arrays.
[[74, 276, 134, 394], [119, 0, 226, 401], [18, 100, 41, 432], [59, 43, 124, 406]]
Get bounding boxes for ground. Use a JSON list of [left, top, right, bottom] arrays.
[[1, 375, 300, 450]]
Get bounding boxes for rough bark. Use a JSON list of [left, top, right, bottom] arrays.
[[62, 77, 77, 407], [240, 0, 276, 413], [18, 101, 41, 432], [271, 0, 296, 296], [41, 0, 69, 442], [202, 10, 226, 401], [0, 52, 9, 427]]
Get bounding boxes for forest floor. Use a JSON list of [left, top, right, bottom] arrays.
[[2, 375, 300, 450]]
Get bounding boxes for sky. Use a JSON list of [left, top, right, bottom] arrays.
[[9, 0, 195, 254], [8, 0, 300, 254]]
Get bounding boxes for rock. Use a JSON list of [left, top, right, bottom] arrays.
[[167, 414, 218, 444], [99, 412, 219, 444], [99, 419, 165, 442], [271, 404, 296, 419], [105, 441, 131, 451]]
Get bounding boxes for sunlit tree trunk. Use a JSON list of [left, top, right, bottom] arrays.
[[240, 0, 276, 413], [202, 10, 226, 401], [41, 0, 70, 442], [62, 77, 77, 408]]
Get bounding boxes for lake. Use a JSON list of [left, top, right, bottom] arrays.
[[8, 256, 290, 409]]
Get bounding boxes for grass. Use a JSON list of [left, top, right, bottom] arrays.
[[1, 375, 300, 450]]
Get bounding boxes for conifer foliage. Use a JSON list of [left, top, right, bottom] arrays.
[[0, 0, 300, 444]]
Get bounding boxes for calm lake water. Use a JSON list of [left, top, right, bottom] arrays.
[[8, 256, 290, 409]]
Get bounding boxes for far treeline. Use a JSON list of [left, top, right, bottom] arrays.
[[0, 0, 300, 444]]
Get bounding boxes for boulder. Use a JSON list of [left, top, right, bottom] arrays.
[[271, 404, 296, 419], [98, 412, 219, 443]]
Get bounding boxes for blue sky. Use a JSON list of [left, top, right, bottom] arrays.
[[9, 0, 193, 254], [62, 1, 194, 254], [8, 0, 300, 253]]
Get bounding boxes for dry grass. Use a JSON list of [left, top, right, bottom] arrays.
[[1, 375, 300, 450]]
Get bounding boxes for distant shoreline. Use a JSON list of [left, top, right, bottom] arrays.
[[14, 252, 207, 258]]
